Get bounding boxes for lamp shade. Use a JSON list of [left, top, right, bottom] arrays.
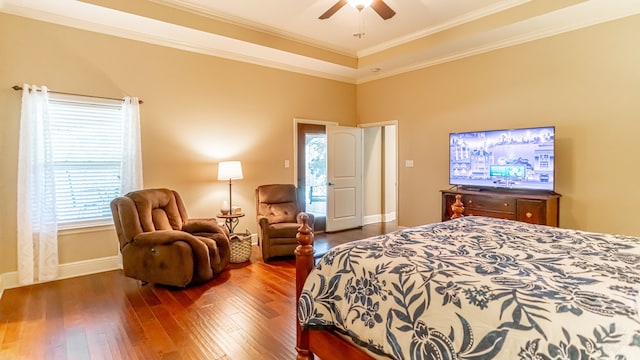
[[217, 161, 243, 181]]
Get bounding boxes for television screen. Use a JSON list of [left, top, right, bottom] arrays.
[[449, 126, 555, 191]]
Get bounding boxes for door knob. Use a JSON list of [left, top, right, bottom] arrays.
[[327, 182, 335, 186]]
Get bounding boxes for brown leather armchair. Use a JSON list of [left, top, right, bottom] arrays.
[[255, 184, 314, 262], [110, 188, 230, 287]]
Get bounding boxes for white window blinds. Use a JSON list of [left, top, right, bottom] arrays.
[[48, 93, 124, 227]]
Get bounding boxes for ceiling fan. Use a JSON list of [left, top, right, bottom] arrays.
[[319, 0, 396, 20]]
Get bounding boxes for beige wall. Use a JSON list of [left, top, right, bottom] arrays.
[[363, 127, 383, 218], [0, 13, 356, 274], [358, 14, 640, 236], [2, 12, 639, 277], [383, 125, 397, 218]]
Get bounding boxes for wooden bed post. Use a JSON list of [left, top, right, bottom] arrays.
[[450, 194, 465, 219], [295, 214, 315, 360]]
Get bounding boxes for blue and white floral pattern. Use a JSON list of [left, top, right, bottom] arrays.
[[299, 217, 640, 359]]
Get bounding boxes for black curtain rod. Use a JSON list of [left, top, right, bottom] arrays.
[[12, 85, 144, 104]]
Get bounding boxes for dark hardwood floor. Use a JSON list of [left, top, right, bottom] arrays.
[[0, 221, 397, 360]]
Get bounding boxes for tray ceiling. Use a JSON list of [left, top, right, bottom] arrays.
[[2, 0, 640, 83]]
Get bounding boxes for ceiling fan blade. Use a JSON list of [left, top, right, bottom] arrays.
[[319, 0, 348, 19], [371, 0, 396, 20]]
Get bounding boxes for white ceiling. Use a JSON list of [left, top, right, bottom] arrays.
[[2, 0, 640, 83], [157, 0, 520, 55]]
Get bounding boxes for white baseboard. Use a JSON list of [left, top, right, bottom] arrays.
[[383, 211, 397, 222], [363, 214, 383, 225], [363, 212, 396, 225], [0, 256, 122, 300]]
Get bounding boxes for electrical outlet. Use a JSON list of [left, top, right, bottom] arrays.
[[405, 160, 414, 168], [284, 160, 290, 168]]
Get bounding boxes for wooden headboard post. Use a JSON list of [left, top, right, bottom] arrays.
[[295, 214, 315, 360], [450, 194, 465, 219]]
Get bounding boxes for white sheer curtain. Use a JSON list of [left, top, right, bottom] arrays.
[[17, 84, 59, 285], [120, 97, 143, 194]]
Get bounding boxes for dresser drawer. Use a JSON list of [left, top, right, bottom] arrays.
[[441, 190, 560, 226], [463, 195, 516, 214], [465, 209, 517, 220], [516, 199, 545, 224]]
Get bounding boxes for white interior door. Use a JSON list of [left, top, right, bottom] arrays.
[[326, 125, 363, 232]]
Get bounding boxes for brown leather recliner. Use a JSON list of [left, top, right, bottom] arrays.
[[110, 188, 230, 287], [255, 184, 314, 262]]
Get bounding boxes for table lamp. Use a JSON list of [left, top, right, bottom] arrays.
[[217, 161, 243, 215]]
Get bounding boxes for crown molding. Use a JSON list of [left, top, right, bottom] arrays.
[[357, 0, 530, 57], [356, 0, 640, 83], [0, 0, 360, 83], [150, 0, 357, 57], [2, 0, 640, 84]]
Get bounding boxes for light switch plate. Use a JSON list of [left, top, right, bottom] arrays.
[[284, 160, 290, 168]]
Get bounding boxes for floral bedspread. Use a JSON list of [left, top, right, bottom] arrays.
[[298, 217, 640, 359]]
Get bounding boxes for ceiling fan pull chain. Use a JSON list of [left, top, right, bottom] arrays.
[[354, 9, 365, 39]]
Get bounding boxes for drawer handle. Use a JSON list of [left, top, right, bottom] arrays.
[[526, 212, 533, 218], [468, 200, 473, 204], [504, 203, 509, 207]]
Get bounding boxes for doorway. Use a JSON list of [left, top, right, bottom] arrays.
[[295, 119, 398, 233], [297, 123, 327, 231]]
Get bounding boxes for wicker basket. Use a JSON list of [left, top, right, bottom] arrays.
[[229, 231, 252, 263]]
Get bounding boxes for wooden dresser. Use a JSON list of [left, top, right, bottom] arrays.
[[441, 189, 560, 226]]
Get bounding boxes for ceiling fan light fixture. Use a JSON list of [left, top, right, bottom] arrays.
[[348, 0, 374, 10], [319, 0, 394, 20]]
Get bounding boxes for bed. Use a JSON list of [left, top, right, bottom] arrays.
[[294, 215, 640, 359]]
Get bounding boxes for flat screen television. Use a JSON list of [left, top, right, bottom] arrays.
[[449, 126, 555, 192]]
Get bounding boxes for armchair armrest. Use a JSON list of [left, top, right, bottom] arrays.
[[133, 230, 198, 245], [257, 215, 270, 228], [256, 216, 271, 246], [183, 219, 229, 237]]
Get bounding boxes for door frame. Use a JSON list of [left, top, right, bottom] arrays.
[[292, 118, 338, 188], [358, 120, 399, 224], [293, 118, 398, 228]]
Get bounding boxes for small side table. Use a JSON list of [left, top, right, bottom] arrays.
[[217, 212, 245, 234]]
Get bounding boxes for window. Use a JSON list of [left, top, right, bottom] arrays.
[[48, 93, 125, 228]]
